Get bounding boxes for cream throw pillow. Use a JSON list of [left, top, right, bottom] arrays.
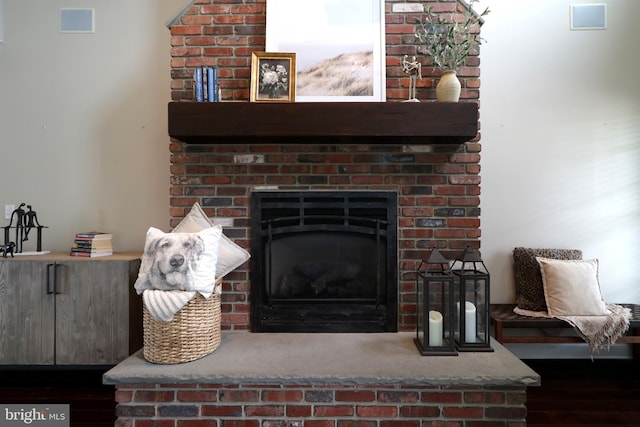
[[173, 202, 250, 278], [536, 257, 608, 316]]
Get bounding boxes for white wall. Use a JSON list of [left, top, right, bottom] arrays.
[[476, 0, 640, 307], [0, 0, 183, 252]]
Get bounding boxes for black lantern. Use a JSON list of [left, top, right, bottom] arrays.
[[451, 246, 494, 352], [415, 248, 457, 356]]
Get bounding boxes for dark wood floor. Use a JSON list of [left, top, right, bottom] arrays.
[[0, 367, 116, 427], [525, 359, 640, 427], [1, 360, 639, 427]]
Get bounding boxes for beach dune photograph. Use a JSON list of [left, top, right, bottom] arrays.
[[266, 0, 384, 101]]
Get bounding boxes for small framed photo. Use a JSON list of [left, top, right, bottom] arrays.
[[250, 52, 296, 102]]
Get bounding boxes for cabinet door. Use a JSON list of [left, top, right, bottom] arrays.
[[55, 260, 133, 365], [0, 260, 55, 364]]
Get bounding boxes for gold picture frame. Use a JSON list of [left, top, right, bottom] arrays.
[[250, 52, 296, 102]]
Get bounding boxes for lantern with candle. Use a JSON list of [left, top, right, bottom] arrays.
[[415, 248, 457, 356], [451, 246, 494, 352]]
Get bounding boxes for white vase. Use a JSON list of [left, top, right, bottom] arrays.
[[436, 70, 461, 102]]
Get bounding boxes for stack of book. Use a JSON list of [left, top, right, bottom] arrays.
[[194, 65, 220, 102], [70, 232, 113, 257]]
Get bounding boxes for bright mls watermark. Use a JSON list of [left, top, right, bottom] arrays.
[[0, 405, 69, 426]]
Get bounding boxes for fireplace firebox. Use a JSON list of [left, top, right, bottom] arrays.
[[250, 191, 398, 332]]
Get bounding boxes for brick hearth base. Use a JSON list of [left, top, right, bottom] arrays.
[[114, 382, 528, 427], [105, 333, 539, 426]]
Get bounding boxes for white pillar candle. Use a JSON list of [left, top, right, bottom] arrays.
[[464, 301, 476, 343], [428, 310, 443, 347]]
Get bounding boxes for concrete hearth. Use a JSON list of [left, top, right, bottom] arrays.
[[105, 333, 538, 386], [105, 333, 538, 425]]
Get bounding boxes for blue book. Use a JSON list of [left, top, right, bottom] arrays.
[[207, 66, 218, 102], [202, 66, 208, 101], [194, 68, 203, 102]]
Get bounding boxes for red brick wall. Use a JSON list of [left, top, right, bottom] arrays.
[[114, 383, 526, 427], [169, 1, 480, 102], [167, 1, 482, 332]]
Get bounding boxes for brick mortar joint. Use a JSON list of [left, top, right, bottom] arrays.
[[123, 402, 525, 407]]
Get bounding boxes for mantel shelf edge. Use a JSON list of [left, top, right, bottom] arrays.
[[168, 101, 479, 145]]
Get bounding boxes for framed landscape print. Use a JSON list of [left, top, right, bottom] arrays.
[[266, 0, 386, 102], [250, 52, 296, 102]]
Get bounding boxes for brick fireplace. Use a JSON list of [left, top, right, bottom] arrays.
[[105, 3, 539, 427], [167, 0, 483, 333]]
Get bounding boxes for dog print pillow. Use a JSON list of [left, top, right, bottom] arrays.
[[134, 225, 222, 297]]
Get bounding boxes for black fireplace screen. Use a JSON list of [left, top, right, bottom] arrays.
[[250, 191, 397, 332]]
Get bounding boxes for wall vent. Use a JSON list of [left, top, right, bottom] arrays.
[[60, 8, 95, 33], [570, 4, 607, 30]]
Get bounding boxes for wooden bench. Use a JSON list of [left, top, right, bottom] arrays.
[[490, 304, 640, 355]]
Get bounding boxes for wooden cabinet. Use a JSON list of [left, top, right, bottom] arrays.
[[0, 253, 142, 366]]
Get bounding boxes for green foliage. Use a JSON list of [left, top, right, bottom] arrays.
[[415, 0, 490, 71]]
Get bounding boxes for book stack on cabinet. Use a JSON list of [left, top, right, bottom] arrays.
[[70, 231, 113, 257]]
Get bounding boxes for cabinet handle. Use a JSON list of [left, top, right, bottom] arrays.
[[46, 263, 62, 295], [46, 263, 55, 295]]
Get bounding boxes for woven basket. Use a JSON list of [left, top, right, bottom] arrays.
[[143, 282, 222, 364]]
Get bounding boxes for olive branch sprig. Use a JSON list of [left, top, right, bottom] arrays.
[[415, 0, 490, 71]]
